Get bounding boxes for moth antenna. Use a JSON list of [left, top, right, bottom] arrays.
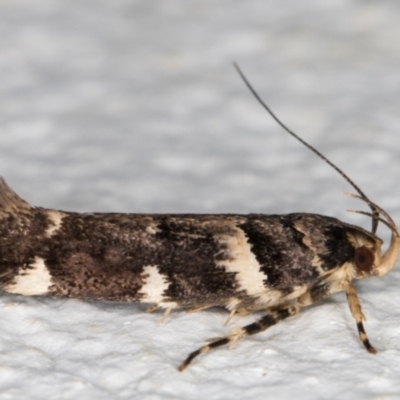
[[343, 192, 397, 232], [348, 210, 395, 234], [233, 63, 380, 234]]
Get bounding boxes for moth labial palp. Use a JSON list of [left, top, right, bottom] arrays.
[[0, 66, 398, 371]]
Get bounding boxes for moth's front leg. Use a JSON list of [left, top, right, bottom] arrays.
[[178, 305, 299, 371], [300, 278, 377, 354], [344, 281, 376, 354]]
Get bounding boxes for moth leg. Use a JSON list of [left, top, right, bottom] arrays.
[[160, 306, 173, 325], [178, 306, 298, 371], [187, 305, 210, 313], [224, 309, 236, 327], [224, 308, 250, 326], [345, 281, 376, 354], [145, 304, 158, 313]]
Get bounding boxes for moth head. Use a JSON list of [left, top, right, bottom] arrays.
[[346, 194, 399, 278]]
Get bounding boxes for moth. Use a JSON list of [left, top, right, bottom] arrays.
[[0, 65, 398, 371]]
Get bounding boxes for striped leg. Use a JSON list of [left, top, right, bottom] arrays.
[[178, 306, 298, 371], [345, 281, 376, 354]]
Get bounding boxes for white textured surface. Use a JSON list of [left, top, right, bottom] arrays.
[[1, 1, 400, 399]]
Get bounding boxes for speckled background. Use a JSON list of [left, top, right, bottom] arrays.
[[1, 1, 400, 399]]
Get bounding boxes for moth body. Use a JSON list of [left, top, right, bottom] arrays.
[[0, 181, 387, 307], [0, 177, 397, 370]]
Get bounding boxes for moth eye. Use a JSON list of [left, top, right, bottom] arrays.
[[354, 246, 375, 272]]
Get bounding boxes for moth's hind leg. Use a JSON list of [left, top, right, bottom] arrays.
[[178, 305, 299, 371], [345, 281, 377, 354]]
